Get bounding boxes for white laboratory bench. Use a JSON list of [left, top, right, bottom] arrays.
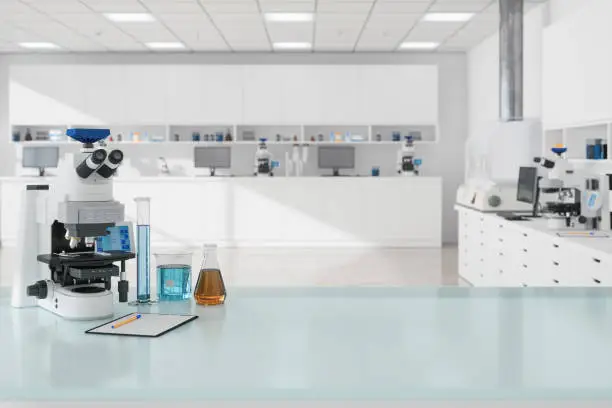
[[2, 286, 612, 406], [456, 205, 612, 287], [0, 176, 442, 248]]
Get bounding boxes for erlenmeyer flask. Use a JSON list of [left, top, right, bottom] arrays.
[[194, 244, 226, 306]]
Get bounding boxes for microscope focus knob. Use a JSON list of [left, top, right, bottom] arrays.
[[26, 280, 48, 300], [488, 195, 502, 208], [578, 216, 587, 224]]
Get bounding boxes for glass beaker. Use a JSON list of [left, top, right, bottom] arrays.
[[134, 197, 151, 303], [155, 251, 192, 301], [194, 244, 226, 306]]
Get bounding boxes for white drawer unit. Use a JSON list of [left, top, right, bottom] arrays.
[[455, 206, 612, 287]]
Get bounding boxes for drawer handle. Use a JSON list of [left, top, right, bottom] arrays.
[[593, 258, 601, 263], [553, 261, 559, 266], [553, 244, 559, 248], [553, 279, 560, 284], [594, 278, 602, 284]]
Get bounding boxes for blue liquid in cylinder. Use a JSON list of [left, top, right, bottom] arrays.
[[136, 225, 150, 303], [158, 264, 192, 301]]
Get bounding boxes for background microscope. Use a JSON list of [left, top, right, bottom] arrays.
[[534, 145, 604, 230], [397, 136, 422, 176], [254, 138, 274, 177], [12, 128, 134, 320]]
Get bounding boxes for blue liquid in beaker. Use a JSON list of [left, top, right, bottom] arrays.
[[157, 264, 192, 301], [136, 225, 150, 303]]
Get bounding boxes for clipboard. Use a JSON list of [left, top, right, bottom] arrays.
[[86, 312, 198, 338]]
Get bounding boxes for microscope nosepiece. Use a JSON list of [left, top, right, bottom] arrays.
[[76, 149, 107, 178]]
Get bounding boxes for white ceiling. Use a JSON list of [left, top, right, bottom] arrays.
[[0, 0, 547, 53]]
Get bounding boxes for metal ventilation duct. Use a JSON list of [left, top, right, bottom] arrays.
[[499, 0, 524, 121]]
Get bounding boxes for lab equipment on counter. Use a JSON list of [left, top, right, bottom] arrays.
[[25, 128, 32, 141], [134, 197, 152, 304], [286, 144, 309, 177], [456, 120, 541, 213], [12, 130, 20, 142], [192, 132, 200, 142], [318, 134, 324, 142], [87, 312, 198, 337], [392, 132, 401, 142], [254, 138, 274, 177], [22, 146, 59, 177], [225, 128, 233, 142], [396, 136, 421, 177], [15, 128, 134, 320], [276, 134, 281, 142], [155, 251, 192, 301], [216, 132, 224, 142], [318, 145, 355, 176], [159, 157, 170, 175], [534, 145, 606, 230], [173, 133, 180, 142], [194, 244, 226, 306], [194, 146, 231, 176], [376, 133, 382, 142], [372, 166, 380, 177]]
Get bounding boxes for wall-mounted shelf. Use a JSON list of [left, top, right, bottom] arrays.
[[544, 121, 611, 161]]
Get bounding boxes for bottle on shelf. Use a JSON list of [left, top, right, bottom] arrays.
[[225, 128, 233, 142], [12, 130, 21, 142], [318, 134, 324, 142], [293, 134, 298, 142], [24, 128, 32, 141], [194, 244, 226, 306], [310, 135, 315, 142], [173, 133, 180, 142], [276, 134, 281, 142], [376, 133, 382, 142], [192, 132, 201, 142], [204, 134, 209, 142], [117, 133, 123, 142]]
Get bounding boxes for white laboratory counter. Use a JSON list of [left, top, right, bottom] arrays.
[[3, 286, 612, 405], [0, 176, 442, 248], [456, 205, 612, 287]]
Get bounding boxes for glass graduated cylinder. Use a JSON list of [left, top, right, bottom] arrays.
[[136, 225, 150, 303]]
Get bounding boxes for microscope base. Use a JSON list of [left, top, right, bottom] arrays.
[[38, 282, 114, 321]]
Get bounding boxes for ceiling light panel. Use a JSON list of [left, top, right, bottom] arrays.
[[399, 41, 439, 50], [268, 22, 313, 43], [146, 42, 186, 50], [260, 2, 315, 13], [19, 42, 61, 49], [422, 12, 475, 22], [140, 0, 204, 14], [104, 13, 156, 22], [428, 1, 491, 13], [203, 2, 260, 13], [318, 2, 373, 13], [273, 42, 312, 50], [265, 13, 314, 22], [372, 2, 430, 14], [407, 21, 466, 41]]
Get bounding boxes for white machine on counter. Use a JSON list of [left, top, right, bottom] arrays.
[[285, 143, 309, 177], [11, 129, 134, 320], [396, 136, 422, 176], [456, 120, 542, 212]]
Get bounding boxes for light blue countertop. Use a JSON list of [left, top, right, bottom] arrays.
[[2, 287, 612, 402]]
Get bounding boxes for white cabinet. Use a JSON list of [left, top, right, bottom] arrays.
[[457, 207, 612, 287]]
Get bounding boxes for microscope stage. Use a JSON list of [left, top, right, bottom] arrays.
[[38, 251, 135, 268]]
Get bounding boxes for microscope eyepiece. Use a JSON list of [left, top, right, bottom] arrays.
[[97, 149, 124, 178], [76, 149, 107, 178]]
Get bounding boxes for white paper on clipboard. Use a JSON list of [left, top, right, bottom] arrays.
[[86, 313, 198, 338]]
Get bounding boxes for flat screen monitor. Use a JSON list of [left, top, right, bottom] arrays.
[[22, 146, 59, 176], [194, 146, 231, 173], [318, 146, 355, 176], [517, 166, 538, 204]]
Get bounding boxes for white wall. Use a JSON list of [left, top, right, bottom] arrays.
[[0, 53, 467, 244]]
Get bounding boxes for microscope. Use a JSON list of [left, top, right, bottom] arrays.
[[535, 145, 604, 230], [397, 136, 421, 176], [254, 138, 274, 177], [13, 129, 134, 320]]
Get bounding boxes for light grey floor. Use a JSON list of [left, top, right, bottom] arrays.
[[0, 246, 460, 288]]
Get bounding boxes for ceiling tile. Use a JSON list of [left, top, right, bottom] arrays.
[[141, 1, 204, 13], [406, 21, 464, 41], [29, 0, 93, 14], [260, 2, 315, 12], [0, 1, 33, 13], [157, 13, 210, 25], [429, 1, 490, 13], [318, 2, 373, 13], [356, 26, 408, 51], [267, 22, 313, 42], [120, 23, 179, 42], [81, 0, 147, 13], [366, 13, 421, 27], [372, 2, 430, 13], [188, 41, 230, 51], [171, 24, 225, 43], [203, 2, 259, 13]]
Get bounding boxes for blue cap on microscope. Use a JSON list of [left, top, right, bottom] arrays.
[[66, 128, 111, 144]]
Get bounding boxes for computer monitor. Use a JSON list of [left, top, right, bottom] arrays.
[[517, 166, 540, 216], [22, 146, 59, 176], [318, 145, 355, 176], [194, 146, 231, 176]]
